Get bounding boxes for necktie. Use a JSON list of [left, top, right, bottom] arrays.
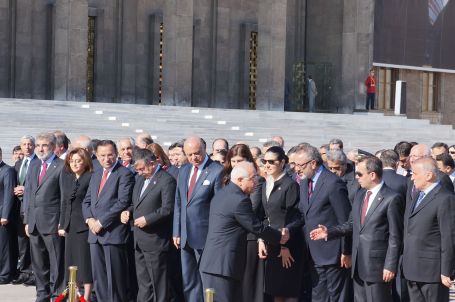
[[413, 192, 426, 212], [187, 166, 199, 200], [361, 190, 373, 225], [98, 169, 109, 197], [123, 161, 129, 168], [308, 179, 313, 200], [19, 159, 28, 185], [411, 185, 418, 200], [38, 161, 48, 185], [140, 178, 151, 198]]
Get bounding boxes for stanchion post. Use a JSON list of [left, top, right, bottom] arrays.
[[68, 266, 78, 302], [205, 288, 215, 302]]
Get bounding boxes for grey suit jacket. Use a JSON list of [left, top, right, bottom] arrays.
[[24, 156, 64, 235]]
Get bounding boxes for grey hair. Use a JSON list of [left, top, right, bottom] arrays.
[[231, 162, 254, 180], [326, 150, 347, 164], [21, 135, 35, 145], [415, 158, 439, 175], [263, 140, 281, 148], [36, 132, 56, 146], [133, 148, 156, 164], [380, 149, 399, 169], [329, 138, 344, 149], [117, 137, 135, 147], [296, 144, 323, 166]]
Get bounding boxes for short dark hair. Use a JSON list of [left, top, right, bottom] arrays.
[[265, 146, 288, 164], [431, 142, 448, 152], [212, 138, 229, 150], [96, 140, 118, 154], [169, 140, 185, 151], [394, 141, 412, 157], [380, 149, 399, 169], [133, 148, 156, 164], [436, 153, 455, 169], [54, 132, 70, 149], [140, 137, 154, 147], [329, 138, 343, 149], [12, 145, 21, 153], [359, 156, 383, 178], [296, 145, 323, 166]]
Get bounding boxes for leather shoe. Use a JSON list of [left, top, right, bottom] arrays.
[[0, 279, 11, 285], [23, 275, 36, 286], [12, 273, 29, 285]]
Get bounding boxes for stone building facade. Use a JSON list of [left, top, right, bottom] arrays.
[[1, 0, 454, 125]]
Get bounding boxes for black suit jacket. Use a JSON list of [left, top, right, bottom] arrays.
[[82, 162, 135, 245], [402, 184, 455, 283], [59, 170, 92, 233], [14, 155, 39, 214], [328, 184, 404, 282], [340, 169, 360, 204], [0, 162, 16, 220], [382, 169, 407, 199], [129, 169, 176, 252], [406, 170, 454, 200], [296, 167, 352, 266], [24, 156, 64, 235], [200, 182, 281, 281]]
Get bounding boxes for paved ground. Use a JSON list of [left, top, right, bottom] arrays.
[[0, 284, 35, 302]]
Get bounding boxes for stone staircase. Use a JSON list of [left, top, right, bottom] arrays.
[[1, 98, 455, 165]]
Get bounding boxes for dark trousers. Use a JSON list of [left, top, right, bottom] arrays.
[[135, 245, 169, 302], [16, 213, 31, 273], [90, 243, 127, 302], [407, 280, 449, 302], [126, 231, 138, 301], [366, 93, 375, 110], [310, 264, 347, 302], [168, 246, 184, 302], [242, 240, 265, 302], [353, 274, 392, 302], [0, 223, 17, 281], [29, 229, 64, 302], [202, 272, 241, 302], [181, 244, 204, 302]]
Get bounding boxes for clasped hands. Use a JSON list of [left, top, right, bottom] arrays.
[[120, 210, 147, 228], [86, 218, 103, 234]]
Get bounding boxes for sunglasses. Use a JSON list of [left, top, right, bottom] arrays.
[[261, 159, 279, 165], [450, 151, 455, 155]]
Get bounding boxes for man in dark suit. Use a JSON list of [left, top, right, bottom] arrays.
[[0, 147, 17, 284], [120, 148, 176, 302], [82, 140, 135, 302], [117, 137, 136, 173], [291, 144, 352, 302], [200, 162, 286, 302], [12, 135, 38, 285], [310, 156, 404, 302], [402, 157, 455, 302], [435, 153, 455, 189], [380, 149, 408, 199], [23, 133, 65, 302], [326, 149, 360, 203], [172, 136, 224, 301]]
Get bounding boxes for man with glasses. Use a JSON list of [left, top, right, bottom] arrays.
[[431, 142, 448, 159], [289, 144, 352, 302], [326, 149, 360, 204], [200, 162, 285, 302]]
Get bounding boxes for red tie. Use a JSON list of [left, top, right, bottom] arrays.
[[98, 169, 109, 197], [38, 161, 48, 185], [123, 161, 129, 167], [308, 179, 313, 199], [187, 166, 199, 200], [361, 190, 372, 225]]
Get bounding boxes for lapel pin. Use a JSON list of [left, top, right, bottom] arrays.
[[278, 187, 281, 190], [153, 181, 156, 185]]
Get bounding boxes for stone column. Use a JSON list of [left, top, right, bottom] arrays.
[[256, 0, 288, 111], [340, 0, 375, 112], [54, 0, 88, 101], [0, 0, 12, 97], [163, 0, 193, 106]]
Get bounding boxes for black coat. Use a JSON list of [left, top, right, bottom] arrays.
[[382, 169, 407, 199]]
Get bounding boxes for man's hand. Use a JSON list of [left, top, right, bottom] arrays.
[[310, 224, 328, 241], [14, 185, 25, 196], [87, 218, 102, 234], [58, 229, 66, 237], [441, 275, 452, 288], [278, 247, 295, 269], [280, 228, 290, 245], [173, 237, 181, 249], [25, 224, 29, 237], [341, 254, 352, 268], [120, 211, 130, 224], [258, 240, 268, 259], [0, 218, 8, 226], [383, 269, 395, 282], [134, 216, 147, 229]]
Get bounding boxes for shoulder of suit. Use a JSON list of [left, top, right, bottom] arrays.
[[206, 160, 224, 172]]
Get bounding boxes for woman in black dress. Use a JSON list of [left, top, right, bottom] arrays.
[[258, 146, 302, 302], [58, 148, 93, 301], [222, 144, 265, 302]]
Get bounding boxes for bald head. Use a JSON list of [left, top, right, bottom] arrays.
[[409, 144, 431, 166], [184, 136, 206, 167]]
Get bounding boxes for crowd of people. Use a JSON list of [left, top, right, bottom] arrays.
[[0, 131, 454, 302]]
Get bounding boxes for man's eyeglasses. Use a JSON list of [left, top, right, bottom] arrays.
[[261, 159, 279, 165], [290, 159, 313, 168]]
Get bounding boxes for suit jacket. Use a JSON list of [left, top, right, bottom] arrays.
[[173, 158, 223, 250], [406, 171, 454, 201], [166, 165, 180, 180], [0, 162, 16, 220], [24, 156, 64, 235], [402, 184, 455, 282], [82, 162, 135, 245], [200, 182, 281, 281], [130, 169, 176, 252], [328, 185, 404, 282], [382, 169, 407, 199], [14, 155, 39, 214], [59, 170, 92, 233], [340, 168, 360, 204], [296, 167, 352, 266]]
